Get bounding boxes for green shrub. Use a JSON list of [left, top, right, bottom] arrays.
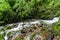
[[13, 0, 60, 20], [0, 0, 60, 25], [5, 0, 16, 7], [0, 0, 16, 25], [0, 12, 3, 20], [53, 19, 60, 34]]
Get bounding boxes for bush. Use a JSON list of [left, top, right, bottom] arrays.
[[3, 10, 16, 24], [5, 0, 16, 7], [0, 0, 60, 25], [0, 12, 3, 20], [53, 19, 60, 35], [0, 0, 16, 25], [13, 0, 60, 20]]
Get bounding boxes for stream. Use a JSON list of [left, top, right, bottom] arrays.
[[0, 17, 59, 40]]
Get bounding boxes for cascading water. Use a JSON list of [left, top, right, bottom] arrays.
[[0, 17, 59, 40]]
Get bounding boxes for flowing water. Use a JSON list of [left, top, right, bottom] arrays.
[[0, 17, 59, 40]]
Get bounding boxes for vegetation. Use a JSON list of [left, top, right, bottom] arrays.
[[30, 32, 40, 40], [0, 0, 16, 25], [0, 0, 60, 40], [0, 0, 60, 25], [53, 19, 60, 35], [0, 34, 4, 40], [15, 36, 22, 40]]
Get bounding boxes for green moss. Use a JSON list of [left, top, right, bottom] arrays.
[[15, 36, 22, 40], [7, 32, 11, 37], [41, 27, 48, 32], [0, 34, 4, 40]]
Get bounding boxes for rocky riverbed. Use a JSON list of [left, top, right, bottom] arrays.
[[0, 17, 60, 40]]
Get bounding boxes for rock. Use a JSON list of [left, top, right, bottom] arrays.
[[51, 35, 60, 40]]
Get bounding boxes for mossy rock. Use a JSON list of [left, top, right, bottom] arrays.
[[30, 32, 40, 40], [0, 34, 4, 40], [7, 32, 11, 37], [15, 36, 22, 40]]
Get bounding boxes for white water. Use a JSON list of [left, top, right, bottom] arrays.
[[33, 35, 43, 40], [0, 17, 59, 40], [4, 33, 8, 40], [26, 35, 30, 40], [42, 17, 59, 24], [0, 26, 3, 29]]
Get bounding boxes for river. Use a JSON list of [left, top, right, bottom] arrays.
[[0, 17, 59, 40]]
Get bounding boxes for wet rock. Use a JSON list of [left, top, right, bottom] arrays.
[[53, 35, 60, 40]]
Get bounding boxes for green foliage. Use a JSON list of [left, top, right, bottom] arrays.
[[0, 12, 3, 20], [5, 0, 16, 7], [13, 0, 35, 20], [0, 0, 60, 25], [13, 0, 60, 20], [0, 34, 4, 40], [7, 32, 11, 38], [53, 19, 60, 34], [0, 0, 10, 12], [37, 0, 59, 19], [0, 0, 16, 25], [3, 10, 16, 24]]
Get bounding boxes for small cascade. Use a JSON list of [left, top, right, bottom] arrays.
[[0, 17, 59, 40], [4, 33, 8, 40], [42, 17, 59, 24]]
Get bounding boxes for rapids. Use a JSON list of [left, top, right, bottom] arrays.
[[0, 17, 59, 40]]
